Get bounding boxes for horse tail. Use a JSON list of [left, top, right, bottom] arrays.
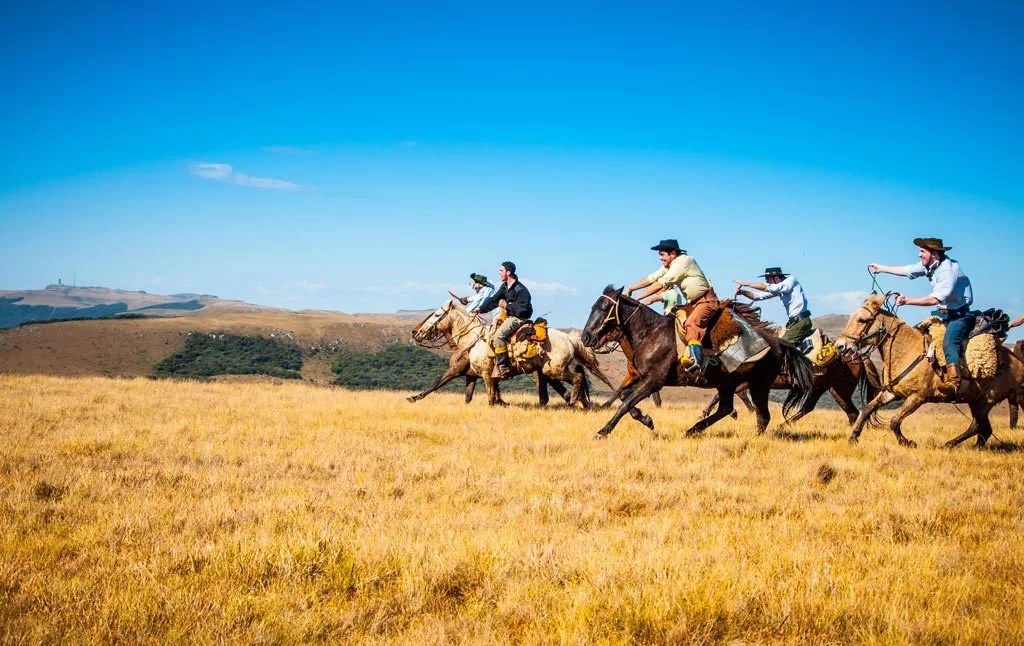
[[780, 343, 815, 420], [572, 337, 615, 390]]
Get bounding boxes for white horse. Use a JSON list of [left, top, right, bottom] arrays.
[[413, 299, 612, 407]]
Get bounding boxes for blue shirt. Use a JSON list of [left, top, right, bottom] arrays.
[[465, 286, 494, 312], [752, 276, 809, 320], [903, 257, 973, 310]]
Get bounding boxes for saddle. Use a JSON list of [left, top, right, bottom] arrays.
[[487, 317, 550, 376], [915, 314, 1000, 380], [672, 301, 770, 372], [795, 328, 839, 371]]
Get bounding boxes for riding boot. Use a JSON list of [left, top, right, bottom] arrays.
[[495, 348, 512, 378], [946, 364, 963, 400], [684, 341, 703, 373]]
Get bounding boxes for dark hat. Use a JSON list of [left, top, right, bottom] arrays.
[[469, 273, 493, 288], [501, 261, 517, 275], [650, 239, 687, 254], [913, 237, 952, 252], [759, 267, 789, 278]]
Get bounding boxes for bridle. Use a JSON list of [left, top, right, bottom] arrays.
[[413, 303, 454, 348], [837, 293, 901, 358], [594, 292, 643, 341]]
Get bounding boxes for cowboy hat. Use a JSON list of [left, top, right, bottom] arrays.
[[758, 267, 789, 278], [650, 239, 687, 254], [913, 237, 952, 252], [469, 273, 493, 288]]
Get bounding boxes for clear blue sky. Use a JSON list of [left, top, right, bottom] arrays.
[[2, 1, 1022, 336]]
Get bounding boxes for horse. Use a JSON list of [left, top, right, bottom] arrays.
[[414, 299, 613, 407], [408, 302, 571, 406], [595, 328, 663, 409], [700, 352, 881, 425], [1009, 340, 1023, 429], [835, 293, 1024, 447], [580, 286, 815, 438]]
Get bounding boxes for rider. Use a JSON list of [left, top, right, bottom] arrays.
[[456, 273, 495, 313], [869, 237, 974, 391], [472, 261, 533, 378], [734, 267, 813, 344], [627, 239, 717, 370]]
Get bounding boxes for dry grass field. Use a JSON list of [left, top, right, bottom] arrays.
[[2, 374, 1023, 644]]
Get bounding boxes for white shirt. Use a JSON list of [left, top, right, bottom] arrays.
[[752, 276, 808, 320], [903, 258, 972, 310], [465, 286, 494, 312]]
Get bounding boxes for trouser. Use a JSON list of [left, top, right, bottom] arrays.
[[782, 312, 813, 344], [942, 308, 974, 367], [681, 287, 719, 343], [493, 316, 525, 352]]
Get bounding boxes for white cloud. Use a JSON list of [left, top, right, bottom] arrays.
[[817, 290, 870, 313], [521, 278, 577, 295], [189, 162, 302, 191]]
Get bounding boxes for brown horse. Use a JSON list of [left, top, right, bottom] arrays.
[[835, 293, 1024, 447], [408, 301, 572, 406], [580, 286, 815, 438], [700, 352, 880, 425], [596, 329, 663, 409], [1010, 340, 1024, 429]]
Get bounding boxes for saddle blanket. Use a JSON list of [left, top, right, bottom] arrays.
[[916, 317, 998, 380]]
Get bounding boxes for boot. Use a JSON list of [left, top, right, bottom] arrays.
[[684, 341, 703, 373], [495, 349, 512, 378], [946, 364, 963, 400]]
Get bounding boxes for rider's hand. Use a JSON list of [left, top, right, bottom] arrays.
[[459, 297, 469, 305], [868, 263, 881, 274], [733, 279, 747, 287], [895, 293, 907, 306], [471, 308, 480, 315]]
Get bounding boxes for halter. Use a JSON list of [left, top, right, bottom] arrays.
[[837, 292, 901, 358], [413, 302, 456, 348], [600, 292, 642, 332]]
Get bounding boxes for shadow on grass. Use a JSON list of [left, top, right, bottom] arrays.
[[982, 440, 1024, 453], [772, 428, 837, 442]]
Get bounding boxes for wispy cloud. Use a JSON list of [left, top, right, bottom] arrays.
[[189, 162, 302, 191], [295, 280, 325, 291], [817, 290, 869, 313], [262, 145, 314, 155], [521, 278, 577, 295]]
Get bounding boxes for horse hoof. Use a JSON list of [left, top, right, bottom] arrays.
[[593, 432, 609, 440], [899, 439, 917, 448], [641, 416, 654, 430], [847, 435, 859, 444], [406, 396, 418, 403]]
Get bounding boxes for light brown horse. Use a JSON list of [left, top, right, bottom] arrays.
[[835, 293, 1024, 447], [415, 299, 613, 407], [409, 302, 571, 406]]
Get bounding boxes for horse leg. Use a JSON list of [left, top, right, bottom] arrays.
[[535, 372, 550, 407], [783, 385, 827, 426], [885, 393, 925, 448], [849, 390, 897, 442], [1009, 393, 1019, 430], [701, 393, 719, 419], [684, 385, 737, 436], [738, 387, 755, 413], [652, 391, 662, 408], [945, 401, 985, 447], [548, 378, 572, 404], [464, 376, 477, 403], [569, 365, 591, 410], [745, 380, 772, 435], [827, 384, 860, 425], [594, 377, 660, 438], [975, 404, 994, 447], [407, 368, 463, 403], [483, 376, 504, 406]]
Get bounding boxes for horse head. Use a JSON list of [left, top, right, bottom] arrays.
[[581, 285, 626, 348], [412, 300, 455, 344], [835, 291, 890, 354]]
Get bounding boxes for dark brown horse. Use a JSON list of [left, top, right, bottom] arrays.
[[597, 329, 663, 409], [580, 286, 815, 438], [700, 352, 880, 425]]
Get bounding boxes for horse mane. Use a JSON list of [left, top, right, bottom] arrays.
[[723, 299, 773, 331]]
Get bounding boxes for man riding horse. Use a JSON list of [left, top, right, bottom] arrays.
[[454, 273, 495, 313], [472, 261, 532, 378], [627, 239, 717, 371], [869, 237, 973, 394], [734, 266, 813, 344]]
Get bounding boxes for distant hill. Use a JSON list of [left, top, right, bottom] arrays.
[[0, 285, 286, 329]]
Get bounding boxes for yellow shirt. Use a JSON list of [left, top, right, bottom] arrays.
[[647, 255, 710, 303]]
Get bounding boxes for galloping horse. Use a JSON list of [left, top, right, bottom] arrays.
[[1007, 340, 1023, 429], [413, 299, 612, 407], [409, 302, 571, 405], [835, 293, 1024, 447], [700, 352, 880, 425], [580, 286, 815, 438]]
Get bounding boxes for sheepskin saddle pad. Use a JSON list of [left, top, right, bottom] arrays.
[[915, 317, 999, 379]]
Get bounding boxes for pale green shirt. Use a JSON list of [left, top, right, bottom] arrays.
[[647, 255, 711, 303]]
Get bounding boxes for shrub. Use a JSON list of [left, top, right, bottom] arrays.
[[155, 333, 302, 379]]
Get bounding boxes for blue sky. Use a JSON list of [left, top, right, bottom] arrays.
[[2, 1, 1022, 336]]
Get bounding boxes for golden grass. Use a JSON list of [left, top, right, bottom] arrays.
[[2, 375, 1023, 644]]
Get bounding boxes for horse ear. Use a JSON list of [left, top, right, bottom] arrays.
[[869, 290, 877, 296], [617, 286, 624, 295]]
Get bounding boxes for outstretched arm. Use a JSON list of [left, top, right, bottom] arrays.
[[1009, 316, 1024, 329], [868, 263, 910, 276]]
